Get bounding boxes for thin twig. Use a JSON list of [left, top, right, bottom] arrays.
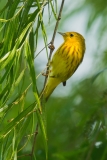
[[30, 0, 65, 159], [43, 0, 65, 88], [30, 124, 38, 160], [34, 42, 50, 59]]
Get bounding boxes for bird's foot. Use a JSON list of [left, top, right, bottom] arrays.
[[42, 72, 48, 77], [42, 70, 51, 77]]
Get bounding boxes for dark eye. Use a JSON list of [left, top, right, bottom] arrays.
[[70, 34, 74, 37]]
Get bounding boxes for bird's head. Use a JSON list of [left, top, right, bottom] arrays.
[[58, 31, 85, 44]]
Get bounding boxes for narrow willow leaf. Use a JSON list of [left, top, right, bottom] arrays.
[[14, 69, 25, 87], [24, 39, 36, 86], [0, 141, 3, 160], [29, 29, 34, 59], [0, 68, 26, 107], [24, 39, 41, 110], [36, 108, 48, 159], [0, 47, 16, 83], [0, 82, 31, 116], [55, 0, 57, 13], [0, 51, 10, 63], [0, 102, 37, 139], [15, 115, 32, 148], [15, 22, 32, 47], [1, 16, 19, 56], [36, 0, 48, 57], [12, 128, 17, 159], [6, 0, 20, 19], [0, 84, 9, 103], [1, 136, 13, 160], [25, 38, 48, 159], [0, 22, 32, 70], [35, 17, 40, 49], [40, 20, 48, 57], [18, 0, 34, 33], [25, 8, 39, 25], [0, 1, 10, 15], [49, 0, 57, 20], [0, 46, 17, 71], [0, 19, 8, 22], [0, 105, 8, 114]]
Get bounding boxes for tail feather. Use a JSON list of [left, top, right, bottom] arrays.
[[44, 77, 61, 101]]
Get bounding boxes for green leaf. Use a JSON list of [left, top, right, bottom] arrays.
[[49, 0, 57, 20], [24, 38, 48, 159], [24, 39, 41, 108], [0, 102, 37, 139], [36, 108, 48, 160]]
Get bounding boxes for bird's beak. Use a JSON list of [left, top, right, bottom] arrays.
[[58, 32, 65, 36]]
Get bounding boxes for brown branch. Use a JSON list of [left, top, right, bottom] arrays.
[[43, 0, 65, 88], [30, 0, 65, 159]]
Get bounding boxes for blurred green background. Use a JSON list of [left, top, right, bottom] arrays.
[[0, 0, 107, 160]]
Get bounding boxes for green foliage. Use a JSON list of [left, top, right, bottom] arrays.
[[0, 0, 57, 159], [0, 0, 107, 160]]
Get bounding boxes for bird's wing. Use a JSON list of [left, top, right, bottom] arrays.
[[51, 54, 66, 75], [50, 52, 74, 82]]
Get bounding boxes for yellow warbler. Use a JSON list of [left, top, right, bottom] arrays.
[[44, 31, 86, 101]]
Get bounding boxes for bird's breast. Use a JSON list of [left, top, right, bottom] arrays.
[[63, 44, 84, 79]]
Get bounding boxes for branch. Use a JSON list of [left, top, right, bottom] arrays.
[[30, 0, 65, 159], [43, 0, 65, 88]]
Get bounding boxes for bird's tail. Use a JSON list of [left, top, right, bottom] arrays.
[[43, 77, 61, 101]]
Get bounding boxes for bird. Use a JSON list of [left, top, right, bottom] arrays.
[[43, 31, 86, 101]]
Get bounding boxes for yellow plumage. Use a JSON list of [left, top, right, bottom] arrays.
[[44, 31, 86, 101]]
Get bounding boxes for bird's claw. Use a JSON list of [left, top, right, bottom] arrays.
[[42, 73, 48, 77]]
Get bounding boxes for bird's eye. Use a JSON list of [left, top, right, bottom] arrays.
[[70, 34, 74, 37]]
